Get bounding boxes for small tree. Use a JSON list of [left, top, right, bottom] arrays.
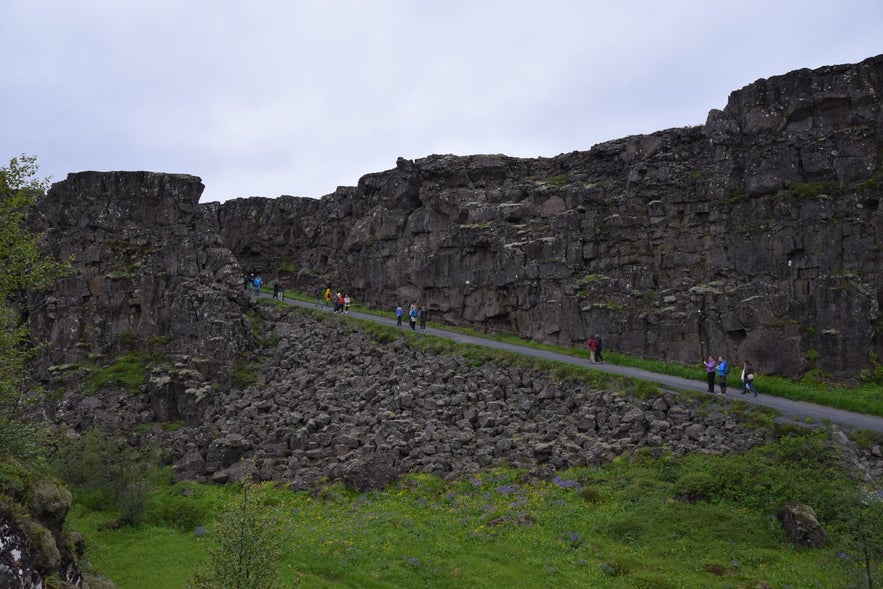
[[0, 154, 71, 459], [188, 477, 292, 589], [840, 490, 883, 589], [51, 428, 155, 525]]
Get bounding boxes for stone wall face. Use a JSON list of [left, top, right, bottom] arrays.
[[213, 55, 883, 378], [28, 171, 254, 393]]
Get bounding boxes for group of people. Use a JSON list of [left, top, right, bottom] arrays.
[[319, 288, 351, 313], [244, 273, 263, 294], [704, 355, 758, 397], [396, 303, 428, 331], [244, 273, 285, 299], [586, 334, 605, 363]]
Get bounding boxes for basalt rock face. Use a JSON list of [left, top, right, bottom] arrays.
[[29, 171, 255, 422], [213, 55, 883, 378]]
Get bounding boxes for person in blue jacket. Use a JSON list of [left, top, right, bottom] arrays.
[[716, 355, 730, 395]]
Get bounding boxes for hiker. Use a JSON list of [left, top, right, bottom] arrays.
[[409, 304, 418, 330], [344, 294, 351, 313], [395, 305, 404, 327], [419, 306, 427, 331], [594, 334, 606, 363], [324, 288, 332, 308], [587, 336, 598, 363], [703, 355, 716, 393], [716, 355, 730, 395], [741, 360, 758, 397], [253, 274, 263, 295]]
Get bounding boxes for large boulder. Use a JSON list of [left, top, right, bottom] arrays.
[[777, 502, 828, 548]]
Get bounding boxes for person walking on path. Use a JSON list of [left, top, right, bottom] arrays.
[[741, 360, 758, 396], [587, 336, 598, 363], [408, 304, 418, 330], [395, 305, 404, 327], [594, 335, 606, 363], [703, 355, 717, 393], [419, 306, 427, 331], [716, 355, 730, 395], [253, 275, 263, 296], [323, 288, 332, 308]]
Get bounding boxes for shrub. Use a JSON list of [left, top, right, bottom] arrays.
[[673, 471, 719, 503], [580, 487, 604, 504], [149, 491, 211, 531], [188, 480, 291, 589], [0, 458, 33, 503], [50, 428, 155, 524]]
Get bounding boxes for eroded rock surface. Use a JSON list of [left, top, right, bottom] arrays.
[[213, 55, 883, 378]]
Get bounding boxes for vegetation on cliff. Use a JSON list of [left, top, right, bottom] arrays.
[[0, 155, 70, 459], [0, 155, 101, 588]]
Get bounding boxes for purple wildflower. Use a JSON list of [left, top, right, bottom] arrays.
[[552, 476, 580, 489]]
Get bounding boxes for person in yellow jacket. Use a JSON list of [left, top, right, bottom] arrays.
[[323, 288, 332, 308]]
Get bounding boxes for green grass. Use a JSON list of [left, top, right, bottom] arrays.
[[83, 353, 151, 393], [66, 435, 879, 588]]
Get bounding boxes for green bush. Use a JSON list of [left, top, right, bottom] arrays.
[[0, 458, 33, 503], [232, 359, 258, 388], [673, 470, 719, 503], [50, 428, 154, 524], [118, 479, 151, 526], [148, 491, 211, 531]]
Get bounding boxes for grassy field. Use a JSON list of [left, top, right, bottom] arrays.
[[66, 432, 882, 588]]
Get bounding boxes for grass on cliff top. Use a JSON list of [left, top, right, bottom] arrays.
[[261, 290, 883, 419], [66, 432, 881, 589]]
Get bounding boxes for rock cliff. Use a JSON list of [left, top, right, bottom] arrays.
[[29, 171, 255, 424], [15, 52, 883, 589], [213, 54, 883, 379]]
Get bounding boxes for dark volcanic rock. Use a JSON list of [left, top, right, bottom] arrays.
[[341, 452, 400, 492], [211, 55, 883, 379], [29, 171, 255, 417], [777, 502, 828, 548], [151, 307, 771, 488]]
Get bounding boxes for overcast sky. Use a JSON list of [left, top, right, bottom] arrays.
[[2, 1, 881, 203]]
